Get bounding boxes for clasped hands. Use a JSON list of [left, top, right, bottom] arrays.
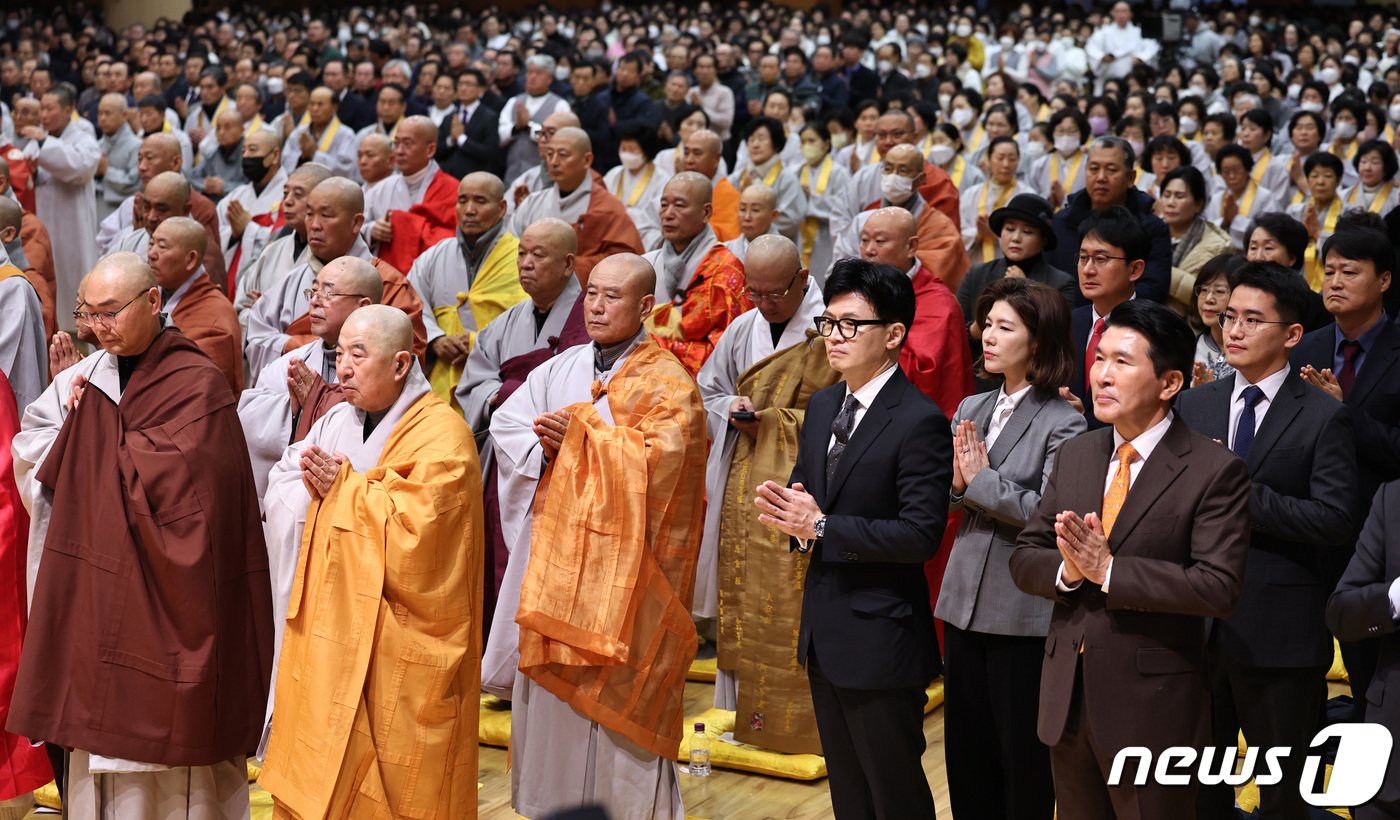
[[534, 408, 571, 460], [1055, 510, 1111, 587], [754, 480, 822, 541], [300, 444, 346, 499]]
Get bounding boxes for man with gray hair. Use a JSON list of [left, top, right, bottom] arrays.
[[1045, 135, 1172, 304], [95, 92, 141, 223], [497, 53, 571, 185]]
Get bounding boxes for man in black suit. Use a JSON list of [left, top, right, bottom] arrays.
[[437, 68, 501, 180], [755, 257, 948, 819], [1292, 228, 1400, 730], [1064, 207, 1146, 431], [1177, 261, 1359, 820], [1010, 299, 1252, 820], [1326, 480, 1400, 820], [839, 33, 879, 107], [322, 58, 375, 132]]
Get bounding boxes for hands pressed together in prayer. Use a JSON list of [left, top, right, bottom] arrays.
[[951, 420, 989, 496], [1055, 511, 1111, 586], [1299, 364, 1343, 401], [534, 408, 571, 460], [66, 373, 87, 411], [286, 358, 321, 413], [1191, 361, 1216, 389], [202, 176, 225, 196], [754, 480, 823, 541], [300, 444, 346, 499], [298, 128, 317, 159], [226, 199, 251, 238], [431, 334, 472, 366], [49, 331, 79, 376]]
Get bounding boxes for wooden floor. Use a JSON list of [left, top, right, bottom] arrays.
[[475, 678, 954, 820]]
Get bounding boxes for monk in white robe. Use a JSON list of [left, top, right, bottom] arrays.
[[233, 163, 331, 332], [21, 87, 100, 330], [280, 88, 357, 178], [487, 254, 705, 820], [1085, 3, 1160, 93], [357, 133, 410, 251], [0, 199, 45, 413], [501, 111, 579, 220], [723, 183, 781, 265], [216, 129, 286, 284], [238, 257, 384, 502]]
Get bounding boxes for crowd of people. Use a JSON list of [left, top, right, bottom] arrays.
[[2, 0, 1400, 818]]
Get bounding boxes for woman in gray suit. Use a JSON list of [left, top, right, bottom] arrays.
[[934, 277, 1085, 820]]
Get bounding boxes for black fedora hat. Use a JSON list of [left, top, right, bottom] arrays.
[[988, 193, 1058, 250]]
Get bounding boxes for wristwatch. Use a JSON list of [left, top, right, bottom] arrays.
[[812, 515, 827, 540]]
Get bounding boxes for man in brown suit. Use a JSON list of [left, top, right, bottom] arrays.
[[147, 216, 242, 393], [1009, 299, 1252, 820]]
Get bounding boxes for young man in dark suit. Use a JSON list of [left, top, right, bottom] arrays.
[[1292, 228, 1400, 729], [755, 257, 950, 819], [436, 69, 502, 180], [1010, 299, 1252, 820], [1326, 479, 1400, 820], [1063, 206, 1145, 430], [1177, 261, 1359, 820]]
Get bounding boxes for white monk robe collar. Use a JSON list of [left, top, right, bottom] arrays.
[[402, 159, 441, 202], [238, 340, 337, 504], [511, 179, 591, 236], [259, 364, 432, 757], [693, 283, 825, 621], [480, 328, 647, 697]]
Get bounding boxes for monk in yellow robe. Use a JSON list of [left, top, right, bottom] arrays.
[[260, 305, 483, 820], [486, 253, 706, 820]]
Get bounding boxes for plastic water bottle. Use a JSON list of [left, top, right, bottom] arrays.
[[688, 722, 711, 776]]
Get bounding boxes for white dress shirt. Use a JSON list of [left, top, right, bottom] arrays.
[[1226, 365, 1289, 451], [985, 384, 1033, 450], [827, 362, 899, 454]]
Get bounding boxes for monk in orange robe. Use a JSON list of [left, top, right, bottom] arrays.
[[146, 217, 243, 393], [485, 254, 706, 820], [261, 305, 482, 820], [683, 128, 741, 241], [510, 127, 643, 281], [644, 172, 754, 375], [369, 116, 461, 273]]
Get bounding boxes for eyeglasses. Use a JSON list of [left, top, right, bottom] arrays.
[[1195, 285, 1232, 299], [814, 316, 891, 340], [746, 272, 799, 302], [1217, 312, 1291, 335], [303, 287, 369, 303], [73, 291, 149, 327], [1077, 253, 1128, 268]]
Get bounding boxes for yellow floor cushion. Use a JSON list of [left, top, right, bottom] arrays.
[[676, 707, 829, 781], [480, 693, 513, 748], [33, 782, 59, 811], [687, 656, 718, 682]]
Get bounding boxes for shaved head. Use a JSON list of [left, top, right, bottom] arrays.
[[659, 173, 714, 245], [744, 234, 808, 324], [247, 128, 281, 154], [518, 217, 579, 303], [585, 253, 657, 344], [320, 256, 384, 304], [309, 257, 381, 343], [87, 252, 158, 294], [81, 252, 161, 356], [138, 133, 183, 183], [545, 127, 593, 191], [142, 133, 181, 158], [520, 217, 579, 256], [593, 253, 657, 299], [309, 176, 365, 213], [740, 183, 778, 210], [460, 171, 505, 202], [306, 177, 366, 259], [0, 197, 21, 238], [154, 216, 206, 257], [551, 126, 591, 155], [667, 172, 714, 206], [359, 132, 392, 155], [344, 305, 413, 355], [147, 217, 206, 289], [400, 115, 436, 143], [215, 108, 242, 126], [289, 162, 334, 189], [146, 170, 189, 204], [746, 233, 800, 274], [337, 305, 415, 413], [885, 143, 923, 172], [859, 207, 919, 269], [682, 129, 723, 178], [99, 92, 129, 112]]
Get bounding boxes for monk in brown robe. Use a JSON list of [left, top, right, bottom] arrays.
[[146, 216, 242, 393], [9, 252, 272, 818], [261, 305, 482, 819]]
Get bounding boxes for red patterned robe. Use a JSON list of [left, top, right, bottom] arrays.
[[648, 244, 753, 376]]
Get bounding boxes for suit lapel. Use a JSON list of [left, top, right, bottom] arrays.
[[1349, 322, 1400, 406], [1245, 373, 1306, 473], [1198, 378, 1234, 444], [825, 371, 904, 503], [986, 390, 1046, 469], [1107, 419, 1190, 549]]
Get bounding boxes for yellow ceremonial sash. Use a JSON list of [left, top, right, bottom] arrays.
[[70, 110, 79, 124], [1237, 180, 1259, 219], [298, 111, 310, 128], [920, 134, 935, 156], [1037, 104, 1051, 123], [1332, 139, 1359, 161], [978, 181, 1015, 261], [243, 115, 265, 140], [739, 160, 783, 191], [615, 162, 656, 208], [199, 96, 230, 130], [1250, 148, 1271, 186], [966, 124, 987, 154], [799, 156, 834, 268], [426, 232, 527, 408], [1051, 150, 1085, 189], [1347, 182, 1393, 213], [314, 117, 342, 154], [160, 119, 172, 133], [1303, 196, 1342, 292], [386, 118, 402, 140], [950, 155, 967, 189]]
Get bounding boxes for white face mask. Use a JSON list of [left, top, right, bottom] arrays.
[[1023, 141, 1047, 162], [1301, 100, 1325, 113], [928, 144, 956, 166], [1180, 115, 1199, 135], [817, 34, 831, 45], [956, 24, 973, 38], [1287, 83, 1302, 100], [1249, 16, 1262, 28], [555, 66, 571, 81], [1127, 139, 1145, 157], [1054, 134, 1081, 155], [1320, 66, 1341, 85], [266, 77, 284, 95], [618, 150, 646, 171], [929, 48, 943, 60], [1389, 104, 1400, 124], [937, 94, 952, 110], [1189, 84, 1210, 98], [877, 59, 895, 74], [950, 107, 974, 128], [1000, 37, 1015, 49], [830, 132, 849, 150], [881, 172, 916, 203], [1333, 120, 1358, 141], [1366, 57, 1379, 71], [915, 63, 933, 79], [354, 21, 370, 34]]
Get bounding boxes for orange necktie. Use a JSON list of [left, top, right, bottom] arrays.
[[1102, 442, 1138, 537]]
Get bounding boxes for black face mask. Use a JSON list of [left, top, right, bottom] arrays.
[[242, 156, 268, 181]]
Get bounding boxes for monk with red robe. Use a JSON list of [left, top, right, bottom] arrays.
[[0, 369, 52, 812], [10, 252, 272, 817], [644, 172, 753, 375], [371, 116, 461, 273], [510, 127, 644, 281]]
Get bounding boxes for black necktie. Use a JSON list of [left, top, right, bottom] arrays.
[[826, 394, 860, 487], [1232, 385, 1264, 460], [1338, 340, 1362, 397]]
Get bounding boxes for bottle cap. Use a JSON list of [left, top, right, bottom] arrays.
[[694, 722, 705, 732]]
